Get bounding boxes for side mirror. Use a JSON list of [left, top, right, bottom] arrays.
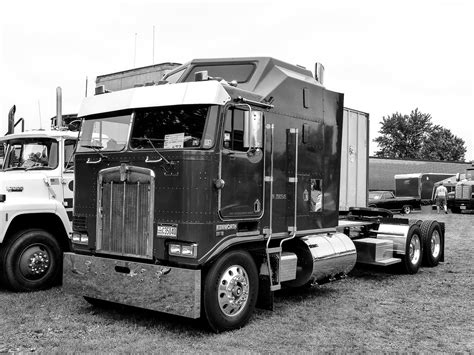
[[244, 110, 263, 149], [455, 173, 460, 182]]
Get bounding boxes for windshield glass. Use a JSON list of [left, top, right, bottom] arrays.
[[130, 105, 215, 149], [369, 192, 382, 200], [3, 138, 58, 170], [77, 113, 131, 152]]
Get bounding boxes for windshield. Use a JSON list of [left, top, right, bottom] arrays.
[[130, 105, 216, 149], [77, 113, 131, 152], [3, 138, 58, 170], [369, 192, 382, 200]]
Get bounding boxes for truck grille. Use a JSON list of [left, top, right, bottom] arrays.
[[455, 184, 472, 199], [97, 165, 155, 259]]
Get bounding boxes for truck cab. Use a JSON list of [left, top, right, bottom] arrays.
[[451, 165, 474, 213], [0, 116, 78, 291]]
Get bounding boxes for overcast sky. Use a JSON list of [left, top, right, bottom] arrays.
[[1, 0, 473, 160]]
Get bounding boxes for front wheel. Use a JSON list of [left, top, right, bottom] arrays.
[[400, 225, 423, 274], [0, 229, 62, 292], [203, 250, 258, 333]]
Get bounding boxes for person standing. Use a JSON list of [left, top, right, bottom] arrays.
[[435, 181, 448, 214]]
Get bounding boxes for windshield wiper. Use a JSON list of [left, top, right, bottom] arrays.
[[144, 136, 173, 166], [3, 166, 27, 171], [24, 166, 54, 171], [81, 144, 106, 159]]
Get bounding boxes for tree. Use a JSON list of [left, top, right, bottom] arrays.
[[373, 108, 466, 161]]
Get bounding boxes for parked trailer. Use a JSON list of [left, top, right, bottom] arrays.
[[63, 57, 445, 332], [395, 173, 455, 201], [0, 88, 78, 291], [339, 108, 368, 212]]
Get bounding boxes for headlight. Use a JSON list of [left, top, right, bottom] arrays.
[[72, 232, 89, 245], [168, 243, 197, 258]]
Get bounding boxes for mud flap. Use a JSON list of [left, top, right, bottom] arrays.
[[256, 274, 274, 310]]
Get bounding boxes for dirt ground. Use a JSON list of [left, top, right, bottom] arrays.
[[0, 211, 472, 353]]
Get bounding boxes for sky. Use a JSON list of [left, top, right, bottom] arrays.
[[1, 0, 473, 161]]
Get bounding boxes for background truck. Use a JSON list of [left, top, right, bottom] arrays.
[[449, 164, 474, 213], [0, 89, 78, 291], [63, 57, 445, 332]]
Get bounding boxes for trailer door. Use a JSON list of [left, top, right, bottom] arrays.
[[219, 106, 264, 220]]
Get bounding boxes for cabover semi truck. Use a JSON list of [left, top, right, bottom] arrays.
[[450, 163, 474, 213], [0, 88, 78, 291], [63, 57, 445, 332]]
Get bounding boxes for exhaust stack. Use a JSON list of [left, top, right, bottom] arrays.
[[7, 105, 16, 134], [315, 63, 325, 85], [56, 87, 63, 128]]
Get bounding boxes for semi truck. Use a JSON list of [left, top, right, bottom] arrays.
[[450, 164, 474, 213], [63, 57, 445, 332], [0, 88, 78, 291]]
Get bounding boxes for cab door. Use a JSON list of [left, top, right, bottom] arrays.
[[61, 139, 76, 221], [219, 106, 264, 220]]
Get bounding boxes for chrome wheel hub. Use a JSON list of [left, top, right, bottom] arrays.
[[218, 265, 249, 317], [20, 245, 50, 279], [431, 230, 441, 258], [409, 235, 421, 265]]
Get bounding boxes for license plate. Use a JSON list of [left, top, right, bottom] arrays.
[[460, 206, 466, 210], [157, 225, 178, 238]]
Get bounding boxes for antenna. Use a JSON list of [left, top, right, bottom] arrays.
[[134, 32, 137, 67], [152, 26, 155, 64], [37, 100, 43, 129], [85, 76, 88, 97]]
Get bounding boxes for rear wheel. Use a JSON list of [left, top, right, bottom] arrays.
[[420, 220, 443, 267], [400, 225, 422, 274], [0, 229, 62, 291], [203, 250, 258, 332], [401, 205, 412, 214]]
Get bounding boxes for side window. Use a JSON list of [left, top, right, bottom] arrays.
[[223, 108, 246, 152], [64, 139, 76, 168]]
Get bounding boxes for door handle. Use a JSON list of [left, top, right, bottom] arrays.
[[86, 157, 102, 164]]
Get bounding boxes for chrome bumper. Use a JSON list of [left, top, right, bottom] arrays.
[[63, 252, 201, 319]]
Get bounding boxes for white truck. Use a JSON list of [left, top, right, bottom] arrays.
[[0, 95, 78, 292]]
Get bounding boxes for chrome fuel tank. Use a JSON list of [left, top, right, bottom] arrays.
[[301, 232, 357, 283]]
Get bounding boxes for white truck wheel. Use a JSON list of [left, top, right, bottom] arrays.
[[0, 229, 62, 292]]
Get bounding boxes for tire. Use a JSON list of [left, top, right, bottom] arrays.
[[400, 224, 423, 274], [401, 205, 412, 214], [420, 220, 443, 267], [0, 229, 62, 292], [203, 250, 258, 333], [408, 219, 422, 226]]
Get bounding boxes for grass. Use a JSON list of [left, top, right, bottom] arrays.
[[0, 212, 472, 352]]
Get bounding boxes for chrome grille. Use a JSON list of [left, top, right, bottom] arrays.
[[97, 165, 155, 259], [455, 184, 472, 199]]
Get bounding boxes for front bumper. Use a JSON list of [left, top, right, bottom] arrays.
[[63, 253, 201, 318]]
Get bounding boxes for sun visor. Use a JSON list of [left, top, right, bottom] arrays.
[[78, 81, 231, 117]]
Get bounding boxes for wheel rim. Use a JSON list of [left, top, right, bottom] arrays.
[[218, 264, 250, 317], [409, 234, 421, 265], [404, 207, 411, 214], [18, 244, 51, 280], [430, 230, 441, 259]]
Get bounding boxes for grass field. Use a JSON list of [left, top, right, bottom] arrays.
[[0, 212, 472, 353]]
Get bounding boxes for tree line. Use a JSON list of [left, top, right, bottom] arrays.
[[373, 108, 466, 161]]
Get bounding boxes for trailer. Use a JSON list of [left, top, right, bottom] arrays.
[[395, 173, 455, 202], [63, 57, 445, 332]]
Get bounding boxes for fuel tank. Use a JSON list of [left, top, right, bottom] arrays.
[[283, 232, 357, 287]]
